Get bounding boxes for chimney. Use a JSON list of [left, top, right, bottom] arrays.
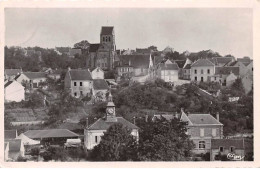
[[216, 112, 219, 121], [145, 114, 148, 122], [86, 117, 89, 128]]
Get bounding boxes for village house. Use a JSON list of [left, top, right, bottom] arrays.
[[47, 69, 62, 80], [156, 59, 179, 83], [64, 68, 93, 98], [91, 67, 104, 79], [225, 61, 249, 77], [89, 26, 117, 71], [84, 93, 139, 150], [173, 60, 186, 79], [5, 69, 23, 80], [210, 67, 240, 87], [116, 54, 154, 83], [180, 110, 223, 154], [237, 57, 252, 66], [174, 58, 193, 79], [15, 72, 47, 89], [183, 64, 191, 80], [209, 56, 236, 67], [93, 79, 109, 102], [190, 59, 215, 82], [210, 139, 245, 161], [4, 80, 25, 102]]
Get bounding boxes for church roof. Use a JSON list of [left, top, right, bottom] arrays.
[[88, 117, 139, 130], [89, 44, 100, 52], [101, 26, 114, 35]]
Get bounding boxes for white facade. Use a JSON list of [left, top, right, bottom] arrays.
[[191, 66, 215, 82], [5, 81, 25, 102], [70, 80, 93, 98], [160, 70, 179, 82], [91, 67, 104, 79]]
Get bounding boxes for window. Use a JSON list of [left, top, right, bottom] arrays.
[[195, 76, 197, 81], [95, 136, 98, 143], [230, 146, 235, 153], [219, 146, 224, 152], [199, 141, 205, 149], [201, 77, 204, 82], [208, 69, 210, 74], [103, 37, 105, 42], [80, 91, 83, 96], [74, 82, 77, 86], [108, 37, 111, 42], [80, 82, 82, 86], [200, 128, 204, 137], [201, 69, 203, 74], [194, 69, 197, 74], [215, 77, 217, 81], [105, 37, 108, 42], [74, 92, 77, 97], [212, 128, 216, 137]]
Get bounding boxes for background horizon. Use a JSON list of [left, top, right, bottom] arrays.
[[5, 8, 253, 58]]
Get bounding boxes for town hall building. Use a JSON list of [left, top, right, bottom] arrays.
[[89, 26, 117, 71], [84, 93, 139, 150]]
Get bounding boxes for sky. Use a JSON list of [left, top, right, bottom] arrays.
[[5, 8, 252, 58]]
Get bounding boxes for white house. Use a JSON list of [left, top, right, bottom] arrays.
[[91, 67, 104, 79], [190, 59, 215, 82], [15, 72, 47, 89], [157, 59, 179, 83], [84, 93, 139, 149], [4, 80, 25, 102]]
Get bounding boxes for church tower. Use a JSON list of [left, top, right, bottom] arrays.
[[100, 26, 116, 51], [105, 92, 117, 122]]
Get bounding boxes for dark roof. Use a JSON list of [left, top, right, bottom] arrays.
[[214, 57, 233, 64], [4, 81, 13, 88], [191, 59, 215, 67], [187, 114, 222, 125], [24, 129, 79, 139], [118, 55, 151, 68], [88, 117, 139, 130], [174, 60, 186, 68], [23, 72, 46, 79], [154, 56, 165, 65], [211, 139, 244, 149], [51, 69, 63, 75], [5, 130, 17, 140], [89, 44, 100, 52], [237, 57, 251, 64], [69, 69, 92, 80], [93, 79, 109, 90], [5, 69, 22, 76], [101, 26, 114, 35], [226, 61, 238, 67], [159, 63, 179, 70], [184, 64, 191, 69], [215, 67, 240, 76], [136, 48, 152, 54], [5, 139, 22, 152]]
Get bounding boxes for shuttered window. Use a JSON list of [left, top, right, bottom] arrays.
[[200, 128, 204, 137]]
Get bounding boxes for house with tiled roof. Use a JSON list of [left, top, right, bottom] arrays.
[[4, 80, 25, 102], [4, 139, 25, 161], [190, 59, 215, 82], [237, 57, 252, 66], [183, 64, 192, 80], [4, 69, 22, 80], [209, 57, 235, 67], [84, 93, 139, 149], [15, 72, 47, 89], [210, 139, 245, 161], [174, 58, 193, 80], [88, 26, 117, 71], [156, 59, 179, 83], [180, 110, 223, 154], [64, 68, 93, 98], [225, 61, 249, 76], [93, 79, 109, 102]]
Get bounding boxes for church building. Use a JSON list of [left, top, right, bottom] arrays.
[[88, 26, 117, 71], [84, 93, 139, 150]]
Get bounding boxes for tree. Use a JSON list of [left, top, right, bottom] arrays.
[[73, 40, 90, 50], [148, 45, 158, 52], [26, 91, 43, 109], [231, 78, 245, 94], [136, 117, 194, 161], [89, 123, 138, 161]]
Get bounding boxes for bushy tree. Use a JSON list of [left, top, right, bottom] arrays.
[[89, 123, 138, 161]]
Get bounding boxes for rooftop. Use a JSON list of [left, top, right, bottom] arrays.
[[68, 69, 93, 80], [118, 55, 151, 68], [187, 114, 222, 125], [89, 43, 100, 52], [5, 69, 22, 76], [88, 117, 139, 130], [174, 60, 186, 68], [191, 59, 215, 67], [215, 67, 240, 76], [5, 130, 17, 140], [23, 72, 46, 79], [24, 129, 79, 139], [93, 79, 109, 90], [101, 26, 114, 35], [159, 63, 179, 70]]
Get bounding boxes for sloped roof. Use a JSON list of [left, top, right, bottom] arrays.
[[5, 139, 22, 152], [174, 60, 186, 68], [187, 114, 222, 125], [24, 129, 79, 139], [23, 72, 46, 79], [5, 130, 17, 140], [136, 48, 152, 54], [215, 67, 239, 76], [69, 69, 92, 80], [4, 81, 13, 88], [159, 63, 179, 70], [88, 117, 139, 130], [237, 57, 251, 64], [184, 64, 191, 69], [101, 26, 114, 35], [211, 139, 244, 149], [89, 44, 100, 52], [154, 56, 165, 65], [93, 79, 109, 90], [191, 59, 215, 67], [118, 55, 151, 68], [5, 69, 22, 76], [215, 57, 233, 64]]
